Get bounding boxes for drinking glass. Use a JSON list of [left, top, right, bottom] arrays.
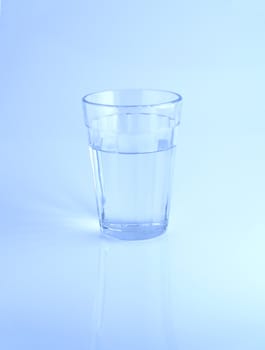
[[82, 89, 182, 240]]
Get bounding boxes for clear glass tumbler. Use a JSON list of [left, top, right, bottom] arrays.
[[82, 89, 182, 240]]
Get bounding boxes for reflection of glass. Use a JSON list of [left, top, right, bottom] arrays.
[[82, 89, 182, 240], [89, 235, 177, 350]]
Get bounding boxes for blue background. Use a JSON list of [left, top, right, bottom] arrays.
[[0, 0, 265, 349]]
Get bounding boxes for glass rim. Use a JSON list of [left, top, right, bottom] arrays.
[[82, 89, 182, 108]]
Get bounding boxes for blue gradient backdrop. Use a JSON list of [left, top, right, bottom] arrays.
[[0, 1, 265, 349]]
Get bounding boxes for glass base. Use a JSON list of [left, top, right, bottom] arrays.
[[100, 221, 168, 241]]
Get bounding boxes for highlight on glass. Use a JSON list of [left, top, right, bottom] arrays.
[[82, 89, 182, 240]]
